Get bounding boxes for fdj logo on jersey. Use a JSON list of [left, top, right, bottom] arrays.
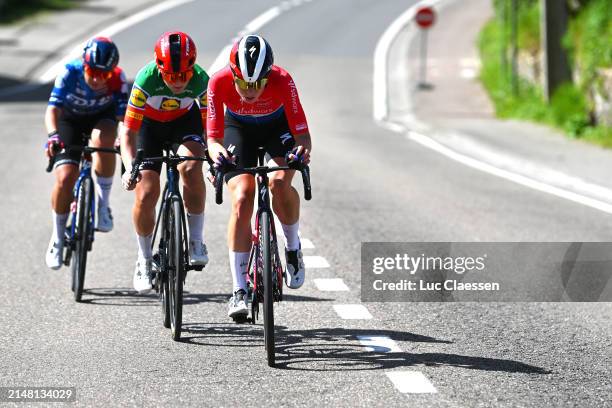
[[161, 97, 180, 111]]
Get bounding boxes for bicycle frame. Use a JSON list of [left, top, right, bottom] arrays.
[[66, 152, 95, 252], [248, 170, 284, 301], [150, 149, 192, 287]]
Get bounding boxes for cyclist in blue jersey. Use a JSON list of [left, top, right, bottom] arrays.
[[44, 37, 128, 270]]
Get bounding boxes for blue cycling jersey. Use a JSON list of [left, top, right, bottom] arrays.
[[48, 59, 128, 117]]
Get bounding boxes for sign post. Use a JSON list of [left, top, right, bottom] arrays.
[[415, 6, 436, 89]]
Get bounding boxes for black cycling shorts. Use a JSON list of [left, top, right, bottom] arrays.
[[54, 104, 116, 168], [223, 112, 295, 182], [137, 104, 205, 173]]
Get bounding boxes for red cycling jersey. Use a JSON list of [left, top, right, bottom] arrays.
[[206, 65, 309, 140]]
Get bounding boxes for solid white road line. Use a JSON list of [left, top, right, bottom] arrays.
[[333, 304, 373, 319], [374, 0, 612, 217], [357, 335, 401, 352], [373, 0, 440, 122], [38, 0, 195, 83], [406, 130, 612, 215], [209, 0, 314, 74], [386, 371, 438, 394], [244, 7, 282, 33], [304, 256, 330, 268], [314, 278, 349, 291]]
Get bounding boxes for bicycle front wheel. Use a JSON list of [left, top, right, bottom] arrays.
[[168, 198, 184, 341], [260, 211, 275, 367], [72, 177, 92, 302]]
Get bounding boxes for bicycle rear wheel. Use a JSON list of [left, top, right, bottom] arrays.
[[260, 211, 275, 366], [168, 198, 184, 341], [71, 177, 92, 302]]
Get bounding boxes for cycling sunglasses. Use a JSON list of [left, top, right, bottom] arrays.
[[234, 76, 268, 90], [84, 65, 112, 80], [162, 70, 194, 83]]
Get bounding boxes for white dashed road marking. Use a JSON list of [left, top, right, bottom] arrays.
[[300, 238, 315, 249], [314, 278, 349, 291], [386, 371, 438, 394], [357, 336, 401, 353], [304, 256, 330, 268], [333, 304, 373, 320], [305, 236, 439, 397]]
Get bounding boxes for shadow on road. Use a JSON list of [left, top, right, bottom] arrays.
[[181, 322, 273, 348], [81, 288, 231, 306], [79, 287, 158, 306], [0, 78, 136, 103], [181, 323, 550, 375], [273, 327, 550, 374], [0, 77, 53, 102], [78, 288, 332, 307]]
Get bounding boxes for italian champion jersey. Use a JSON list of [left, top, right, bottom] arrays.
[[124, 61, 209, 131], [206, 65, 309, 139], [48, 59, 128, 117]]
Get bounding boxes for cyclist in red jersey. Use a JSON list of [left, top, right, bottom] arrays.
[[206, 35, 312, 319]]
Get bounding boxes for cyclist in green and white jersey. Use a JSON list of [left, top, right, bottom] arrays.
[[120, 31, 210, 293]]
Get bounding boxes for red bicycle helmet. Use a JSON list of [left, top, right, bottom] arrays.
[[154, 31, 196, 74]]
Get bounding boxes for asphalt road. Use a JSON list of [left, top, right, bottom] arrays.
[[0, 0, 610, 407]]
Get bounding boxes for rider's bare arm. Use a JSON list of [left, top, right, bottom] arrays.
[[120, 126, 138, 170], [44, 106, 63, 158]]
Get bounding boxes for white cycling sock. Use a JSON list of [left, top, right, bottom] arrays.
[[136, 233, 153, 261], [229, 250, 249, 293], [281, 221, 300, 251], [187, 212, 205, 242], [52, 211, 69, 244], [95, 175, 113, 209]]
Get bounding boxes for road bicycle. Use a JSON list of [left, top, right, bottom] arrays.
[[129, 147, 208, 341], [214, 149, 311, 366], [47, 142, 120, 302]]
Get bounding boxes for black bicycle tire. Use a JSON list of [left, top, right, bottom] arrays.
[[162, 259, 171, 329], [169, 198, 184, 341], [72, 177, 91, 302], [156, 199, 171, 328], [261, 212, 275, 366]]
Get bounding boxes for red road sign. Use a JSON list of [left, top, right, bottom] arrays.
[[415, 6, 435, 29]]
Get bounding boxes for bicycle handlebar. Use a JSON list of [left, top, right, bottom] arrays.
[[214, 162, 312, 205], [128, 148, 211, 186], [46, 145, 120, 173]]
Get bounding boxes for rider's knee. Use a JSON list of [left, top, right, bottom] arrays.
[[269, 177, 291, 197], [232, 188, 255, 220], [55, 165, 79, 190], [179, 160, 202, 182], [92, 120, 117, 146], [135, 185, 159, 210]]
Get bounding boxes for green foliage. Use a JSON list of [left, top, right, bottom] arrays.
[[516, 1, 540, 53], [0, 0, 79, 25], [581, 125, 612, 147], [478, 0, 611, 145], [565, 0, 612, 90], [549, 83, 590, 136]]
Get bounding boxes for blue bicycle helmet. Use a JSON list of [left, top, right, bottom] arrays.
[[83, 37, 119, 71]]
